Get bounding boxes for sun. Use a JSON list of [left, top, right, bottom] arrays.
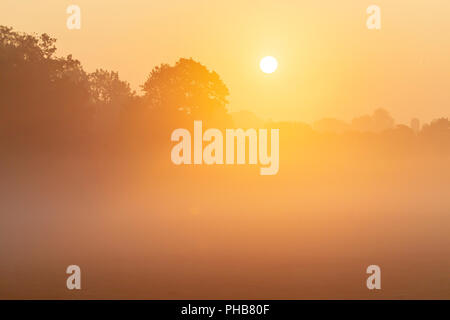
[[260, 56, 278, 74]]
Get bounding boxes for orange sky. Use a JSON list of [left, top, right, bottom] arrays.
[[1, 0, 449, 123]]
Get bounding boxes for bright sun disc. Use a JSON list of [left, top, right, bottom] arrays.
[[260, 56, 278, 74]]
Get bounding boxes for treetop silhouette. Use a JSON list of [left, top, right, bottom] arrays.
[[142, 58, 230, 124]]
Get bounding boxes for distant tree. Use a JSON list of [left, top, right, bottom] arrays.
[[388, 124, 415, 139], [89, 69, 134, 106], [418, 118, 450, 154], [351, 108, 394, 132], [372, 108, 395, 132], [421, 118, 450, 137], [351, 114, 373, 132], [141, 58, 230, 125], [88, 69, 135, 131]]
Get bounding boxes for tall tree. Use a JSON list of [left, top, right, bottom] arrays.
[[0, 26, 92, 144], [141, 58, 230, 125]]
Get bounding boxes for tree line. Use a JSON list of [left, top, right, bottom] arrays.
[[1, 26, 448, 153]]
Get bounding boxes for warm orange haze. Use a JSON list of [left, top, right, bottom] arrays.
[[2, 0, 450, 123], [0, 0, 449, 300]]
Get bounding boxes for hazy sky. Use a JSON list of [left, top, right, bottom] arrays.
[[1, 0, 449, 123]]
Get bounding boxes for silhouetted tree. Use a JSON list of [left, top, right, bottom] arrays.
[[88, 69, 135, 132], [372, 108, 395, 132], [351, 114, 373, 132], [141, 58, 230, 125], [351, 108, 394, 132], [421, 118, 450, 138], [0, 26, 92, 146]]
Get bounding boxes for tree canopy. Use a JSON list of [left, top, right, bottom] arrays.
[[142, 58, 230, 124]]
